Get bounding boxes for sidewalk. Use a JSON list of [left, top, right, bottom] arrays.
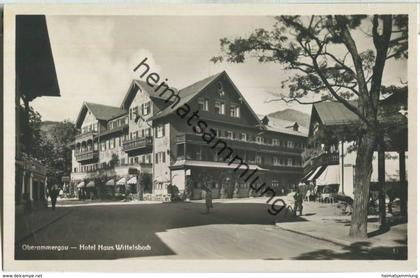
[[55, 198, 162, 207], [275, 201, 407, 258], [15, 206, 72, 243]]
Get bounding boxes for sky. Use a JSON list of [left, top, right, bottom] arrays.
[[32, 15, 407, 122]]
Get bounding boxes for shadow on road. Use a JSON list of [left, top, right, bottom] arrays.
[[15, 202, 307, 260], [292, 241, 407, 260]]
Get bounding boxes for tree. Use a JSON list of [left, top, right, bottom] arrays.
[[41, 120, 77, 186], [212, 15, 408, 238]]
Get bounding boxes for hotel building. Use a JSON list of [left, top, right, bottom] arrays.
[[70, 71, 308, 200]]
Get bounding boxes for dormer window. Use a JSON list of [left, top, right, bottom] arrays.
[[142, 102, 151, 116]]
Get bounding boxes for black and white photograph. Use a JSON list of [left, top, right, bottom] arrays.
[[3, 3, 417, 273]]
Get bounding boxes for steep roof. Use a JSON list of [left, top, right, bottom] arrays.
[[76, 102, 127, 128], [120, 79, 178, 110], [16, 15, 60, 101], [149, 72, 224, 120], [312, 101, 359, 126]]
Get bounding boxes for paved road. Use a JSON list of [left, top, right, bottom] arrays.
[[15, 200, 376, 260]]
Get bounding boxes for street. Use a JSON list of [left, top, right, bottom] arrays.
[[15, 199, 405, 260]]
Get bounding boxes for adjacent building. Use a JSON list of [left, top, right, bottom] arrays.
[[70, 71, 308, 200], [15, 15, 61, 211], [302, 89, 407, 215]]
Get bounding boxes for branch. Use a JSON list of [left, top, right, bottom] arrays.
[[264, 96, 328, 105]]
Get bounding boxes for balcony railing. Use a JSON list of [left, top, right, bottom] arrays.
[[176, 133, 303, 154], [75, 150, 99, 162], [122, 136, 153, 152], [310, 152, 339, 168], [75, 130, 97, 143], [101, 124, 129, 137], [21, 156, 47, 176]]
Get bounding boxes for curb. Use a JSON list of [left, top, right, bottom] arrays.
[[275, 223, 349, 247], [15, 208, 73, 243]]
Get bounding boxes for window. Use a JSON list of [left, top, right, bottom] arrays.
[[229, 104, 240, 118], [145, 128, 151, 137], [256, 136, 263, 144], [215, 101, 225, 115], [256, 155, 262, 164], [226, 131, 234, 139], [217, 82, 225, 96], [110, 138, 115, 149], [273, 156, 280, 165], [142, 102, 151, 116], [156, 125, 165, 138], [287, 158, 293, 166], [162, 152, 166, 163], [240, 133, 247, 141], [198, 98, 209, 111], [155, 153, 159, 163], [146, 154, 151, 164], [216, 128, 222, 137], [134, 157, 138, 164], [272, 138, 280, 146], [287, 141, 294, 148]]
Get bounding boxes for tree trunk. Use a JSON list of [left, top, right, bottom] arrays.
[[349, 130, 376, 239]]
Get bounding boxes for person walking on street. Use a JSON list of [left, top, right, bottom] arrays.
[[205, 187, 213, 214], [49, 185, 60, 211], [293, 188, 303, 216]]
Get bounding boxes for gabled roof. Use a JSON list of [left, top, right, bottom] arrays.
[[149, 72, 224, 121], [120, 79, 178, 110], [149, 71, 262, 126], [75, 102, 127, 128], [312, 101, 359, 126]]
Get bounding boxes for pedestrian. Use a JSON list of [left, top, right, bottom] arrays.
[[293, 188, 303, 216], [49, 185, 60, 211], [205, 187, 213, 214]]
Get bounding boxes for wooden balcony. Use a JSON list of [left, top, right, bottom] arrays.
[[122, 136, 153, 152], [75, 150, 99, 162], [75, 130, 97, 143], [19, 156, 47, 176], [310, 152, 339, 168], [176, 133, 303, 154], [100, 124, 128, 137]]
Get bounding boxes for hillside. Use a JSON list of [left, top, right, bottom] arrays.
[[40, 121, 60, 140], [268, 109, 310, 128]]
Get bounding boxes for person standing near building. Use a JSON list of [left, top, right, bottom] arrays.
[[205, 187, 213, 214], [293, 187, 303, 216], [49, 185, 60, 211]]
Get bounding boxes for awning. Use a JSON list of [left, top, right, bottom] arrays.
[[105, 179, 115, 186], [116, 177, 126, 185], [154, 176, 169, 183], [315, 165, 340, 186], [86, 181, 95, 188], [76, 181, 85, 188], [306, 166, 324, 181], [127, 176, 137, 185], [301, 169, 315, 182]]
